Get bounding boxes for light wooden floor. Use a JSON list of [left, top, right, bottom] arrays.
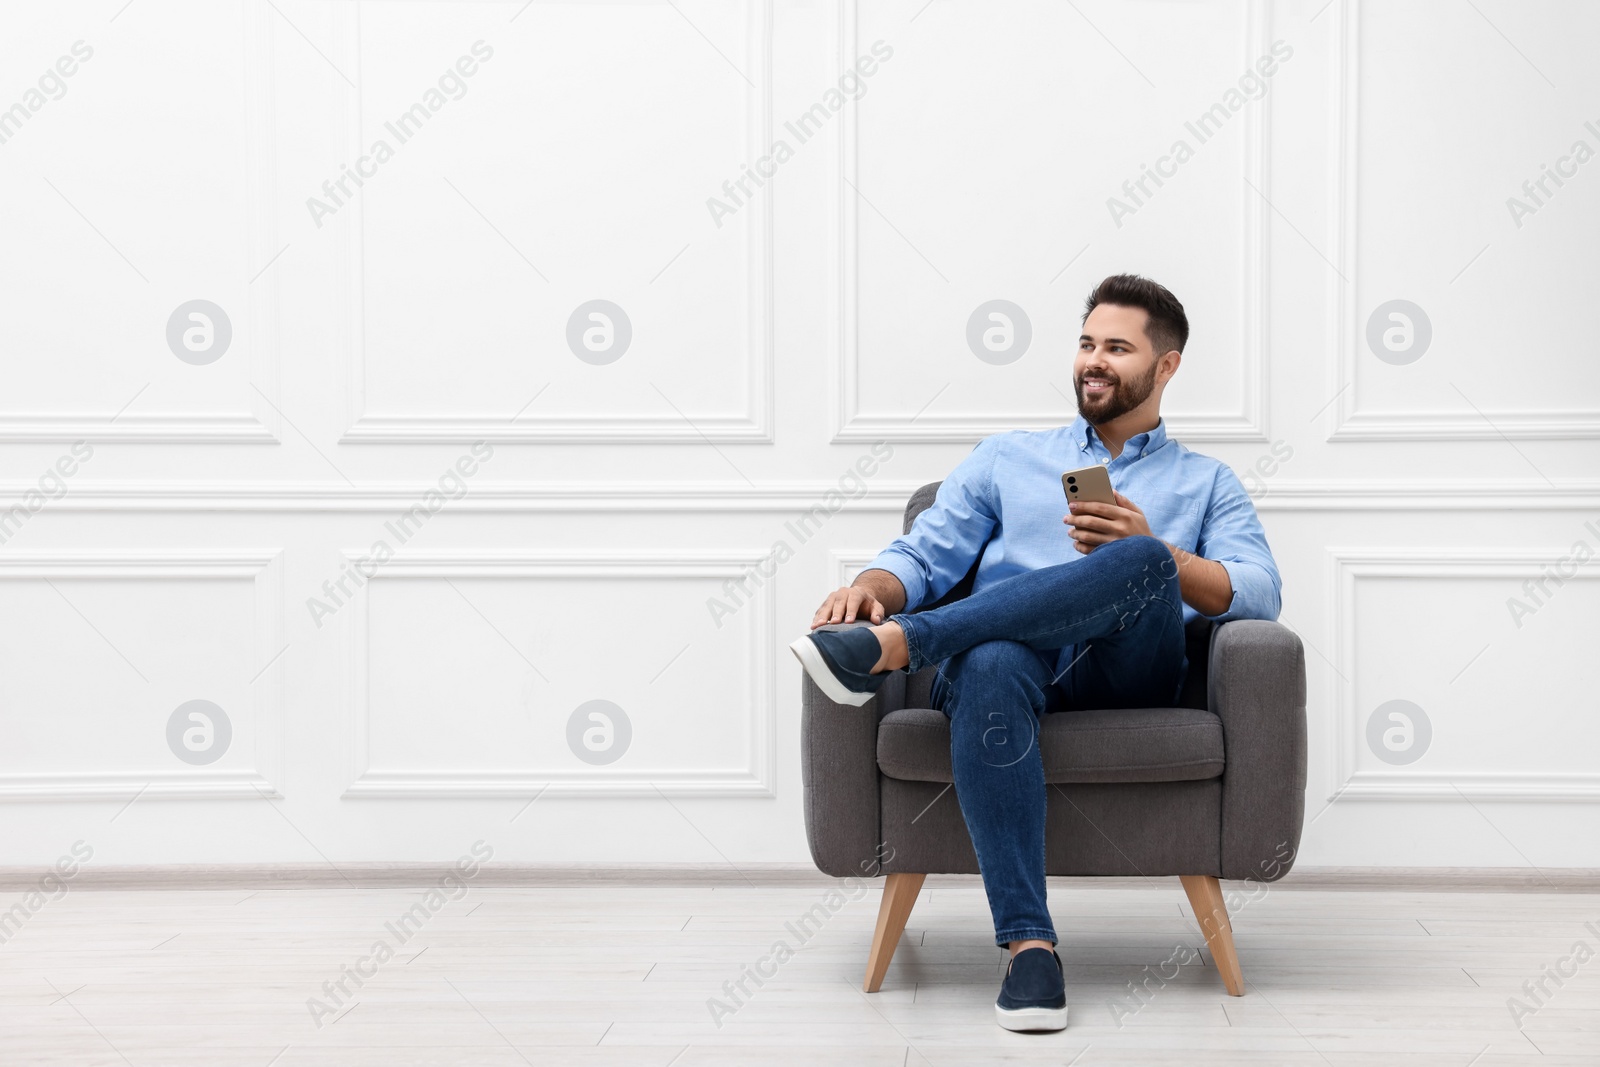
[[4, 874, 1599, 1065]]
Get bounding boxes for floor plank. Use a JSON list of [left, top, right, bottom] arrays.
[[2, 877, 1597, 1064]]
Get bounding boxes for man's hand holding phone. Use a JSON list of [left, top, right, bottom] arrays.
[[1063, 481, 1155, 554]]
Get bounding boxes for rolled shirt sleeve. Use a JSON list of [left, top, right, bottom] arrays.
[[1196, 463, 1283, 623], [862, 435, 1003, 613]]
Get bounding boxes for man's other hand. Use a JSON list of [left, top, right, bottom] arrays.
[[811, 586, 888, 628]]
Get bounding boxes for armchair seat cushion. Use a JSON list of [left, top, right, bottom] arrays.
[[876, 705, 1226, 785]]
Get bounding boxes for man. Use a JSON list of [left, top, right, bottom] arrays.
[[789, 274, 1282, 1032]]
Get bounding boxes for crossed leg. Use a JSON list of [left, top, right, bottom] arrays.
[[910, 536, 1189, 948]]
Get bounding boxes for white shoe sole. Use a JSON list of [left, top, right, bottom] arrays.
[[994, 1003, 1068, 1031], [789, 634, 876, 707]]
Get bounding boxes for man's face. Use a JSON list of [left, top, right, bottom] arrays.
[[1075, 303, 1163, 423]]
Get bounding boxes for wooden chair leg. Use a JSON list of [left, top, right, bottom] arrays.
[[863, 872, 926, 992], [1179, 874, 1245, 996]]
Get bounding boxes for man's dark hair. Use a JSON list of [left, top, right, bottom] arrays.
[[1081, 273, 1189, 356]]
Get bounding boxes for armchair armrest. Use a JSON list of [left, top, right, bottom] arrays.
[[1207, 619, 1308, 881], [800, 668, 906, 877]]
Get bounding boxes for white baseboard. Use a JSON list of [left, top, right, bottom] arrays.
[[2, 864, 1597, 892]]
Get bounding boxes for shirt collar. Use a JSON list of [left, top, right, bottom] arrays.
[[1068, 414, 1168, 460]]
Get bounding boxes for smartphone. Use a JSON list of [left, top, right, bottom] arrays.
[[1061, 464, 1115, 506]]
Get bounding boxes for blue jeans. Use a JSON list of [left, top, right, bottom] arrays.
[[887, 535, 1188, 947]]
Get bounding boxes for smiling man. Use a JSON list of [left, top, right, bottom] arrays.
[[788, 273, 1282, 1032]]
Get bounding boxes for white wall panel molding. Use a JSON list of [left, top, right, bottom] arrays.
[[5, 479, 1598, 512], [340, 550, 776, 797], [1327, 547, 1600, 801], [831, 0, 1270, 444], [1326, 0, 1600, 441], [0, 551, 285, 799], [0, 0, 281, 444], [330, 1, 775, 444]]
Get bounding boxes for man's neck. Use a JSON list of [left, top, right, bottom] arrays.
[[1088, 411, 1160, 459]]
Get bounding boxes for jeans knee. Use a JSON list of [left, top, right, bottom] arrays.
[[1123, 534, 1174, 573], [1115, 536, 1177, 595], [943, 641, 1051, 721], [950, 638, 1038, 678]]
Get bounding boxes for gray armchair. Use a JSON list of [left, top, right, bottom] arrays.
[[801, 480, 1308, 994]]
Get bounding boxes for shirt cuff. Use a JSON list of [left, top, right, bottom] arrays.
[[861, 550, 926, 614], [1203, 559, 1277, 623]]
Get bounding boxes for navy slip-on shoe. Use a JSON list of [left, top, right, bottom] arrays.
[[788, 620, 889, 707], [995, 947, 1068, 1032]]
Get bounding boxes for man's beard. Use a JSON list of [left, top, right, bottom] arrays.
[[1075, 358, 1158, 423]]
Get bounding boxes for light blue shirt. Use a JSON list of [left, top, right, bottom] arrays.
[[865, 415, 1282, 627]]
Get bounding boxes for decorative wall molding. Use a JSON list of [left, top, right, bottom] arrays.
[[1326, 547, 1600, 801], [340, 550, 776, 797], [5, 479, 1598, 512], [830, 0, 1270, 444], [1325, 0, 1600, 441], [0, 551, 285, 800], [0, 0, 281, 444], [333, 1, 775, 444]]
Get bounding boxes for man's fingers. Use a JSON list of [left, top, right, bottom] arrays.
[[847, 593, 879, 623], [1071, 524, 1113, 548], [820, 589, 872, 625], [814, 587, 883, 628]]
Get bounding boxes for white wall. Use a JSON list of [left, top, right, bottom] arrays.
[[1, 0, 1596, 871]]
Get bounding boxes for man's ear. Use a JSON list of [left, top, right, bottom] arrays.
[[1159, 349, 1181, 383]]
